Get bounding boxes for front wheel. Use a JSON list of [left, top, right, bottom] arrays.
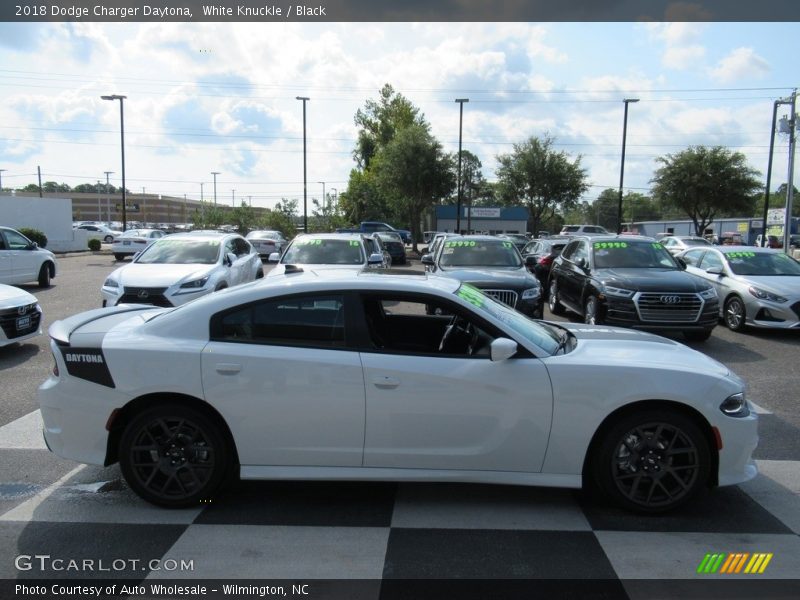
[[548, 280, 565, 315], [119, 405, 230, 508], [723, 296, 747, 332], [592, 410, 710, 513], [104, 235, 114, 243], [584, 295, 603, 325], [38, 263, 52, 287]]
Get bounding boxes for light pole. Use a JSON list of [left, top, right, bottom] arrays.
[[297, 96, 309, 233], [779, 90, 797, 253], [317, 181, 326, 209], [455, 99, 469, 234], [231, 189, 236, 208], [104, 171, 114, 223], [330, 187, 337, 214], [617, 98, 639, 234], [0, 169, 6, 192], [211, 171, 220, 206], [101, 94, 127, 231]]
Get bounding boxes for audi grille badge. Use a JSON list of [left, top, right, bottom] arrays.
[[660, 295, 681, 304]]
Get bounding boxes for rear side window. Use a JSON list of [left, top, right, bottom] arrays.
[[211, 294, 346, 348]]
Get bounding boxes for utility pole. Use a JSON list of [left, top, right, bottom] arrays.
[[617, 98, 639, 234], [780, 90, 797, 254], [211, 171, 220, 205], [104, 171, 114, 223], [455, 99, 469, 234], [0, 169, 6, 192]]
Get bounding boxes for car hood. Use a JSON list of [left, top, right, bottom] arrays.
[[558, 322, 730, 377], [595, 268, 709, 292], [437, 267, 539, 289], [0, 284, 37, 309], [112, 263, 216, 287], [729, 274, 800, 296]]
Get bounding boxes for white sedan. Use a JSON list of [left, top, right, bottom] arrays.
[[111, 229, 166, 261], [101, 232, 263, 308], [40, 271, 757, 512], [0, 283, 42, 346]]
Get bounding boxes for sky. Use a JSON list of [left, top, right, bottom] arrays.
[[0, 21, 797, 211]]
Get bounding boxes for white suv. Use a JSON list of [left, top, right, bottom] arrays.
[[0, 226, 58, 287], [559, 224, 610, 236]]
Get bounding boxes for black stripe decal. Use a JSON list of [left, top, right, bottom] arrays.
[[59, 347, 116, 388]]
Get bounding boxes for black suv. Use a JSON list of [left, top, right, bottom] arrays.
[[548, 235, 719, 341]]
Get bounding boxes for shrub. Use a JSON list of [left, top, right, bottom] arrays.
[[87, 238, 101, 251], [18, 227, 47, 248]]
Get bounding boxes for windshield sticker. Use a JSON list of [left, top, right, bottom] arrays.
[[457, 283, 485, 307], [593, 242, 628, 249], [295, 239, 323, 246], [651, 243, 663, 249], [725, 251, 756, 259], [502, 242, 513, 249], [445, 241, 477, 248], [350, 240, 360, 246], [443, 248, 454, 254]]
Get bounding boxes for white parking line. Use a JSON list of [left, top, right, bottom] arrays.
[[0, 409, 48, 449], [749, 401, 772, 415]]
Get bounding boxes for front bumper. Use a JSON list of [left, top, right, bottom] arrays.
[[602, 296, 719, 332], [744, 298, 800, 329], [715, 409, 759, 487]]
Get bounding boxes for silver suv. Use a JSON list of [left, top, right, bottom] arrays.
[[560, 224, 610, 236]]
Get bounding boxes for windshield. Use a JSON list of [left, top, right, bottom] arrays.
[[378, 232, 403, 243], [592, 241, 678, 269], [136, 239, 220, 264], [247, 231, 281, 240], [439, 239, 523, 268], [681, 238, 710, 247], [724, 251, 800, 276], [281, 238, 365, 265], [455, 284, 560, 354]]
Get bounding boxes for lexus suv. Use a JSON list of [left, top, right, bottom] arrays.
[[548, 235, 719, 341]]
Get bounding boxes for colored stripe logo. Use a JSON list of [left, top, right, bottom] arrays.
[[697, 553, 773, 574]]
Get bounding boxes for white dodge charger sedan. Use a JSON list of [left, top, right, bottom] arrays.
[[40, 270, 757, 512], [101, 232, 263, 308]]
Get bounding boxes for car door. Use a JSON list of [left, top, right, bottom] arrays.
[[0, 231, 12, 283], [693, 250, 728, 296], [357, 293, 553, 473], [5, 229, 40, 282], [202, 292, 365, 467], [558, 239, 589, 311]]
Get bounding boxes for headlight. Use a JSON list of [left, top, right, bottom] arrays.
[[603, 286, 634, 298], [748, 286, 787, 303], [699, 287, 717, 299], [522, 287, 540, 300], [103, 278, 119, 288], [179, 276, 210, 289], [720, 392, 750, 418]]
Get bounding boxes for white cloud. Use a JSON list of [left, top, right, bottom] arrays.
[[662, 45, 706, 70], [709, 47, 770, 83]]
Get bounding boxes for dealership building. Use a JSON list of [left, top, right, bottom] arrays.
[[434, 206, 530, 234]]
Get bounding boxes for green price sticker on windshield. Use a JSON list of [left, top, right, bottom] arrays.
[[726, 251, 755, 258], [651, 243, 663, 249], [445, 241, 477, 248], [350, 241, 360, 247], [457, 283, 485, 307], [594, 242, 628, 249], [502, 242, 513, 249]]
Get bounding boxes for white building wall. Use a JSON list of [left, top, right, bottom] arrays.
[[0, 195, 84, 252]]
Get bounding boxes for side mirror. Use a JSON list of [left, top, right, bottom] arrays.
[[524, 255, 537, 267], [29, 241, 39, 250], [575, 257, 587, 268], [421, 254, 434, 265], [490, 337, 518, 362], [368, 252, 384, 266], [268, 252, 280, 263], [706, 266, 724, 275], [226, 252, 237, 266]]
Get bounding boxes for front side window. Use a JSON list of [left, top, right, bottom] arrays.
[[4, 229, 31, 250], [699, 251, 724, 271], [682, 249, 705, 266], [211, 294, 346, 348]]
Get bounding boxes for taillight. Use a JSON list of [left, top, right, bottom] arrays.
[[52, 354, 59, 377], [538, 255, 553, 266]]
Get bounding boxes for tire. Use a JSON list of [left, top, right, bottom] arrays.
[[114, 253, 125, 261], [684, 329, 713, 342], [548, 280, 565, 315], [104, 235, 114, 243], [592, 409, 710, 513], [119, 405, 230, 508], [37, 263, 52, 288], [723, 295, 747, 332], [584, 295, 603, 325]]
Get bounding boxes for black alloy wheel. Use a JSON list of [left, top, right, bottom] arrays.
[[119, 405, 229, 507], [723, 295, 747, 332], [593, 410, 710, 513], [584, 295, 602, 325]]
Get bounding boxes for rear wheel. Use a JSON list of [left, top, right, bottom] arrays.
[[548, 280, 565, 315], [37, 263, 52, 287], [592, 409, 710, 513], [723, 295, 747, 332], [114, 253, 125, 261], [119, 405, 229, 508]]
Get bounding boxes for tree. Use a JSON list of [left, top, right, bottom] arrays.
[[495, 135, 589, 235], [339, 169, 388, 224], [191, 202, 225, 230], [651, 146, 761, 236], [42, 181, 71, 193], [230, 201, 257, 235], [372, 124, 455, 253]]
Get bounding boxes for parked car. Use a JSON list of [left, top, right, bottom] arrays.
[[376, 231, 407, 265], [659, 235, 712, 256], [497, 233, 530, 251], [422, 235, 543, 318], [521, 237, 569, 295], [0, 283, 42, 346], [245, 230, 288, 260], [559, 224, 610, 237], [39, 270, 758, 512], [0, 226, 58, 287], [336, 221, 412, 244], [754, 234, 783, 249], [76, 223, 121, 243], [101, 232, 262, 308], [111, 229, 167, 261], [267, 233, 386, 277], [678, 245, 800, 331], [548, 235, 719, 341]]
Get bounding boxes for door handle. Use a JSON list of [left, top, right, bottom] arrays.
[[215, 363, 241, 375], [372, 376, 400, 389]]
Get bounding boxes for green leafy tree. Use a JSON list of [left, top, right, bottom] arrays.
[[372, 124, 455, 253], [495, 135, 589, 236], [339, 169, 388, 224], [230, 201, 257, 235], [42, 181, 72, 193], [651, 146, 761, 236], [623, 192, 661, 224], [311, 195, 348, 233], [21, 184, 40, 192], [191, 203, 225, 229]]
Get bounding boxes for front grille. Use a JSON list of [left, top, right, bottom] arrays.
[[635, 292, 703, 323], [0, 305, 41, 339], [119, 287, 172, 308], [481, 289, 519, 308], [791, 301, 800, 320]]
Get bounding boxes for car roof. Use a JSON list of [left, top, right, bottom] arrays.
[[293, 232, 366, 241], [158, 232, 229, 241]]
